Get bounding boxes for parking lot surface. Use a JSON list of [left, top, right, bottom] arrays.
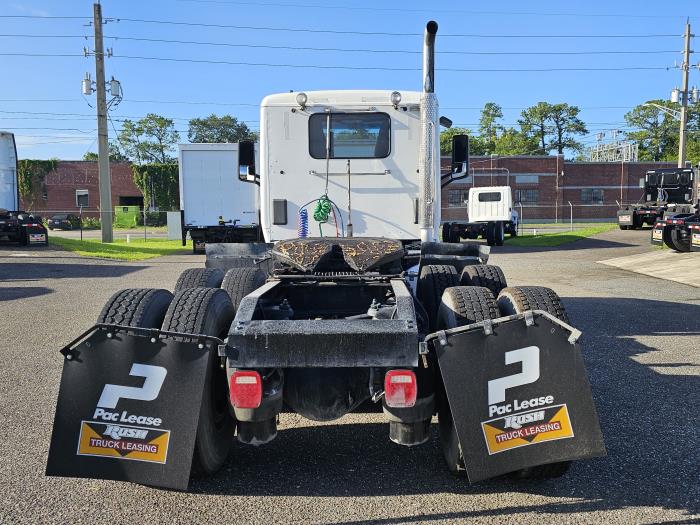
[[1, 228, 698, 524]]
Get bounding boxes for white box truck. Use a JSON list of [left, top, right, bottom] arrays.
[[442, 186, 519, 246], [178, 142, 261, 253]]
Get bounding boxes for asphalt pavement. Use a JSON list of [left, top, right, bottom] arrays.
[[0, 228, 698, 524]]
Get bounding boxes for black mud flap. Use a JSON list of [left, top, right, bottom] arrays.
[[430, 311, 605, 483], [46, 325, 221, 491]]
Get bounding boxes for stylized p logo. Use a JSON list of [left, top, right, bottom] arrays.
[[97, 363, 167, 409], [488, 346, 540, 406]]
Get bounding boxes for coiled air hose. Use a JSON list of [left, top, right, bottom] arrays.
[[297, 208, 309, 238], [313, 195, 333, 236]]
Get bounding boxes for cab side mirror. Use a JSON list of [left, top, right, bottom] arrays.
[[451, 134, 469, 174], [238, 141, 259, 185], [441, 134, 469, 188]]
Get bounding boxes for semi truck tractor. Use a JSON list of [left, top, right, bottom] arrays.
[[47, 21, 604, 490], [0, 131, 48, 246], [617, 167, 695, 230], [442, 186, 519, 246], [179, 142, 262, 254]]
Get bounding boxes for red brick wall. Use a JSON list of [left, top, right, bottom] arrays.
[[22, 161, 142, 217], [441, 157, 679, 221]]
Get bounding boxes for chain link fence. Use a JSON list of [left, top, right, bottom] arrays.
[[25, 208, 179, 241]]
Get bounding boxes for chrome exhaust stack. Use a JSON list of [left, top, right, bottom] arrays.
[[419, 21, 439, 242]]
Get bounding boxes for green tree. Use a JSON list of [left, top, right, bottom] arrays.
[[548, 103, 587, 154], [440, 128, 486, 156], [518, 102, 552, 155], [188, 114, 258, 143], [478, 102, 504, 153], [493, 128, 539, 156], [624, 100, 680, 161], [118, 114, 180, 164], [519, 102, 587, 154], [83, 141, 129, 162]]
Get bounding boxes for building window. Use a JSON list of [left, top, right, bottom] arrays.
[[581, 188, 604, 204], [76, 189, 89, 207], [515, 175, 539, 184], [447, 189, 469, 208], [515, 189, 539, 203], [42, 191, 48, 201]]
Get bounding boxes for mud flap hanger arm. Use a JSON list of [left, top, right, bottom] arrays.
[[425, 309, 582, 348], [59, 323, 225, 359]]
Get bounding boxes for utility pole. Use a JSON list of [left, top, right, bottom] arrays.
[[678, 21, 692, 169], [93, 2, 112, 242]]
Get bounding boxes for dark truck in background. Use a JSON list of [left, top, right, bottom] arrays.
[[0, 131, 48, 247], [617, 167, 696, 230]]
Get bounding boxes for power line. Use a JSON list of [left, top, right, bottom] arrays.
[[0, 52, 671, 72], [112, 18, 684, 38], [0, 33, 680, 55]]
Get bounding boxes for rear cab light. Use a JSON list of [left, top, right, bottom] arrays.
[[229, 370, 262, 409], [384, 369, 417, 408]]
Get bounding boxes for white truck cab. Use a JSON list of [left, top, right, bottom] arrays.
[[443, 186, 519, 246], [258, 90, 441, 242], [467, 186, 514, 223]]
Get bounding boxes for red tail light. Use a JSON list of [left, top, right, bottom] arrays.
[[229, 370, 262, 409], [384, 369, 417, 408]]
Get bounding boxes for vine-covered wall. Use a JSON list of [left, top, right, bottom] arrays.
[[131, 163, 179, 211], [17, 159, 57, 210]]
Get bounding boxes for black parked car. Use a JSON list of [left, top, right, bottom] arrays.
[[48, 214, 81, 230]]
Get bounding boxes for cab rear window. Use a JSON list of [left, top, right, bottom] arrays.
[[309, 112, 391, 159], [477, 192, 502, 202]]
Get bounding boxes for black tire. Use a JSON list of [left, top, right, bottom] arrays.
[[220, 267, 267, 312], [442, 222, 451, 243], [417, 265, 459, 331], [618, 225, 629, 230], [162, 287, 235, 476], [494, 222, 505, 246], [436, 286, 500, 475], [460, 264, 508, 297], [97, 288, 174, 327], [496, 285, 571, 479], [496, 286, 569, 324], [486, 223, 495, 246], [174, 268, 224, 293]]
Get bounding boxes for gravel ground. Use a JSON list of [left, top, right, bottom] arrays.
[[0, 228, 698, 525]]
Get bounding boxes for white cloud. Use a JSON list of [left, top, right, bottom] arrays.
[[10, 2, 51, 17]]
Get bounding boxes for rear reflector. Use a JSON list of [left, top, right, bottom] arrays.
[[229, 370, 262, 409], [384, 369, 417, 408]]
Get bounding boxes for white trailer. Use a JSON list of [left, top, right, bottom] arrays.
[[442, 186, 519, 246], [0, 131, 19, 212], [178, 142, 261, 253], [0, 131, 48, 246]]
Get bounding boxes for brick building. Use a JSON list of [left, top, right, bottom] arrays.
[[441, 156, 678, 222], [23, 158, 687, 222], [21, 161, 143, 217]]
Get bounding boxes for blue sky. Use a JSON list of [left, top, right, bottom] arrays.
[[1, 0, 698, 159]]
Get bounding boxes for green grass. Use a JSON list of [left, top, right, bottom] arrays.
[[505, 223, 618, 247], [49, 236, 190, 260]]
